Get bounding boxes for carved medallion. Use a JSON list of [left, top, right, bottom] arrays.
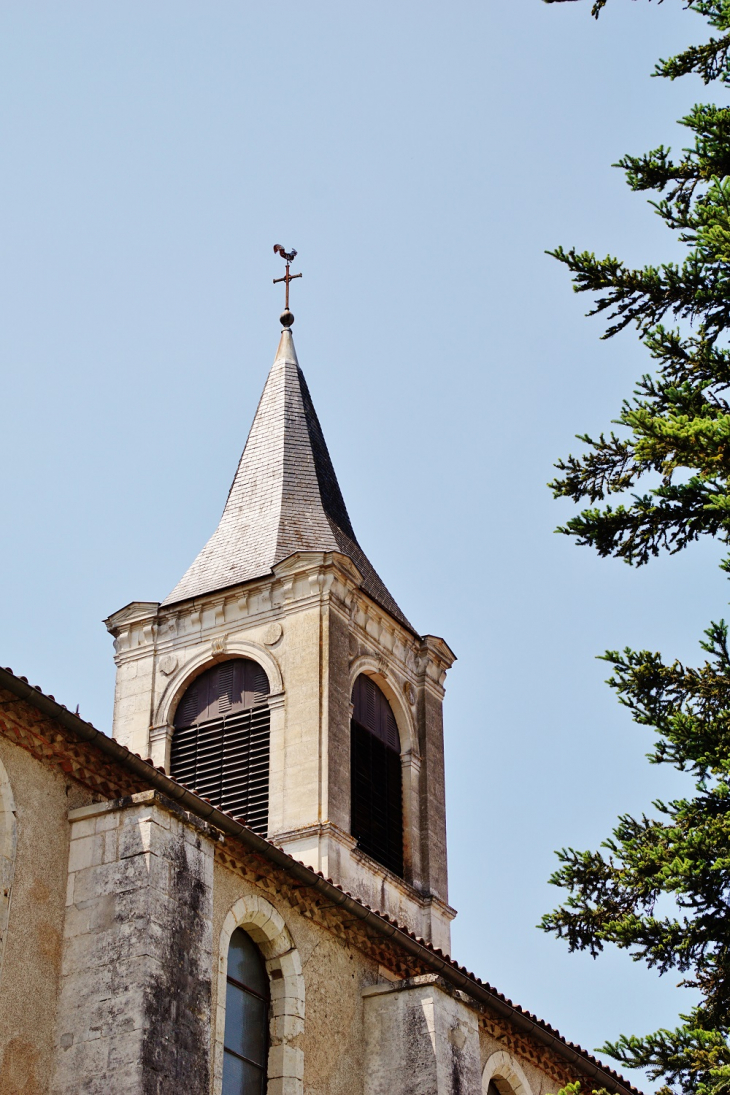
[[159, 654, 177, 677], [403, 681, 416, 706], [264, 622, 283, 646]]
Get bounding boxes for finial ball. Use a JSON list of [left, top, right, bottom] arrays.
[[280, 309, 295, 328]]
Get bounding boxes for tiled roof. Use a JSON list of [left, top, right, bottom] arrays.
[[162, 330, 413, 632], [0, 663, 643, 1095]]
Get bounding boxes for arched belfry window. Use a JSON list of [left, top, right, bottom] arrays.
[[350, 674, 403, 877], [222, 927, 270, 1095], [171, 659, 270, 835]]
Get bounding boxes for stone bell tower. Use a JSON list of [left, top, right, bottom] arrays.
[[105, 318, 456, 950]]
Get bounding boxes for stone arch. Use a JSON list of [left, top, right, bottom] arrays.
[[348, 654, 417, 758], [215, 893, 304, 1095], [482, 1050, 534, 1095], [155, 639, 284, 728], [0, 757, 17, 987], [150, 640, 285, 772]]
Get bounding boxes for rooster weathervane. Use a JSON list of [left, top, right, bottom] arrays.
[[273, 244, 302, 328]]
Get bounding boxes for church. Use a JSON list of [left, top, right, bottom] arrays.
[[0, 283, 639, 1095]]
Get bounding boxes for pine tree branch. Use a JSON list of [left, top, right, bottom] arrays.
[[544, 3, 730, 1093]]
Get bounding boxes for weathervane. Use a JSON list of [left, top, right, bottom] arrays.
[[273, 244, 302, 328]]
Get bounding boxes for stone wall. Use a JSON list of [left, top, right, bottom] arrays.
[[211, 849, 575, 1095], [0, 752, 17, 985], [0, 736, 91, 1095], [0, 686, 625, 1095], [418, 671, 450, 907]]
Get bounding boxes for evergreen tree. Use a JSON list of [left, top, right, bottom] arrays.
[[541, 4, 730, 1095]]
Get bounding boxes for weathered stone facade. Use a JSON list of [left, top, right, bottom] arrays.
[[52, 793, 215, 1095], [363, 976, 482, 1095]]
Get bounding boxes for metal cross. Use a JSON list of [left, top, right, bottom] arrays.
[[272, 244, 302, 311]]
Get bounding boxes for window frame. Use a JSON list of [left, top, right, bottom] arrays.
[[222, 928, 271, 1094], [170, 658, 271, 834], [215, 895, 304, 1095], [349, 673, 404, 878]]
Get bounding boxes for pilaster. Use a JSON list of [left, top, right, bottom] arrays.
[[51, 791, 216, 1095]]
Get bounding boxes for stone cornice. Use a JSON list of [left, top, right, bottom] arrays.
[[103, 554, 454, 695]]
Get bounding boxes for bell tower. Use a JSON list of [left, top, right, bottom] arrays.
[[105, 305, 456, 951]]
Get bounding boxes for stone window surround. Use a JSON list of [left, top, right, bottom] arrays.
[[149, 639, 285, 773], [0, 756, 17, 987], [482, 1049, 535, 1095], [348, 654, 422, 888], [215, 893, 304, 1095]]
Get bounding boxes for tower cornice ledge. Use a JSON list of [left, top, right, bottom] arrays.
[[420, 635, 457, 670], [104, 601, 160, 631]]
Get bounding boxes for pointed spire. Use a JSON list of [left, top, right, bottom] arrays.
[[162, 331, 413, 632]]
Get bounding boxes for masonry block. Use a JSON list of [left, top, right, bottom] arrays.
[[269, 1043, 305, 1081], [362, 975, 481, 1095]]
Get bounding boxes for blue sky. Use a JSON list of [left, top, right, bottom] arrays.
[[0, 1, 721, 1085]]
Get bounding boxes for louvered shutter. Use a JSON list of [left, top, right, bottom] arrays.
[[170, 659, 271, 835], [350, 675, 403, 877]]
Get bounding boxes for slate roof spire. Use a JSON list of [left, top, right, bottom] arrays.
[[162, 329, 413, 631]]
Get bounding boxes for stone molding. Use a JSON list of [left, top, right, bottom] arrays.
[[0, 756, 17, 989], [349, 844, 456, 920], [271, 821, 456, 947], [482, 1049, 536, 1095], [216, 893, 304, 1095], [106, 553, 429, 683], [267, 690, 286, 711], [153, 639, 285, 729], [348, 654, 419, 757], [271, 819, 358, 855]]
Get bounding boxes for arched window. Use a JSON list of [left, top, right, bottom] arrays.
[[171, 658, 270, 834], [222, 927, 269, 1095], [482, 1050, 534, 1095], [350, 674, 403, 877]]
